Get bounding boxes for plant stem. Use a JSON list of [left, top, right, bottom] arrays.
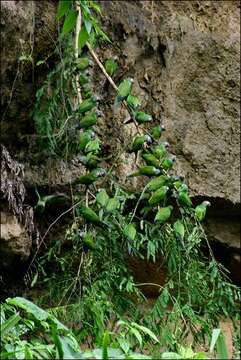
[[75, 1, 82, 105]]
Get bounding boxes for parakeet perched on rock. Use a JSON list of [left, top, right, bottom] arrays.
[[114, 78, 134, 108], [142, 153, 160, 168], [127, 94, 141, 110], [76, 168, 105, 185], [131, 135, 151, 153], [178, 184, 192, 207], [104, 57, 118, 76], [134, 111, 152, 124], [150, 125, 165, 139], [78, 112, 97, 129], [78, 97, 97, 114], [146, 175, 169, 192], [152, 142, 170, 159], [129, 166, 161, 177], [148, 186, 169, 206], [194, 201, 211, 221], [154, 205, 173, 223], [161, 155, 176, 170], [78, 130, 94, 151]]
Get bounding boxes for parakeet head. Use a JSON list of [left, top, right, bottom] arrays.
[[164, 141, 170, 148], [129, 78, 134, 83], [161, 125, 166, 131], [144, 135, 153, 144], [179, 184, 188, 192], [170, 155, 176, 162], [202, 201, 211, 207]]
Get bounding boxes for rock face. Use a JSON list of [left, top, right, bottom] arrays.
[[0, 1, 240, 282], [0, 212, 32, 270]]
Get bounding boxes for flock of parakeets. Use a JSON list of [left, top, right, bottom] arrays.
[[34, 59, 211, 247]]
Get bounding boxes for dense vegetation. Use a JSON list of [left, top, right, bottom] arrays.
[[1, 1, 240, 359]]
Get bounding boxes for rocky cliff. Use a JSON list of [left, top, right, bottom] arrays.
[[1, 0, 240, 284]]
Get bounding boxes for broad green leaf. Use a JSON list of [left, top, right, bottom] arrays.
[[62, 10, 78, 34], [57, 0, 71, 19], [123, 223, 136, 241], [209, 328, 221, 353], [106, 198, 119, 212], [102, 332, 110, 360], [6, 297, 49, 321], [78, 25, 89, 49], [216, 332, 228, 360], [96, 189, 109, 207], [1, 312, 21, 337], [130, 328, 142, 347], [84, 18, 92, 34], [117, 338, 130, 354], [193, 352, 207, 359], [131, 323, 159, 343], [161, 353, 182, 359]]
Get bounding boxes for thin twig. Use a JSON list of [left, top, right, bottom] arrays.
[[74, 1, 82, 105], [86, 41, 141, 135], [26, 200, 83, 272]]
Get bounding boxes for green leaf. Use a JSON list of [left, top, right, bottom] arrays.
[[102, 332, 110, 360], [117, 338, 130, 354], [78, 25, 89, 49], [6, 297, 49, 321], [130, 328, 143, 347], [62, 10, 78, 34], [161, 353, 182, 359], [123, 223, 136, 241], [84, 18, 92, 34], [131, 323, 159, 343], [57, 0, 71, 19], [96, 189, 109, 207], [210, 328, 221, 353], [216, 332, 228, 359], [1, 312, 21, 337]]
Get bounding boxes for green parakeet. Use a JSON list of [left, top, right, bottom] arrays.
[[194, 201, 211, 221], [78, 130, 94, 151], [83, 232, 96, 250], [172, 175, 185, 190], [148, 186, 169, 207], [154, 205, 173, 223], [178, 185, 192, 207], [146, 175, 169, 192], [84, 138, 101, 154], [114, 78, 133, 108], [34, 189, 67, 214], [79, 73, 89, 85], [150, 125, 165, 139], [129, 166, 161, 177], [152, 142, 170, 159], [76, 57, 90, 70], [80, 206, 100, 223], [104, 58, 118, 76], [78, 97, 97, 114], [134, 111, 152, 124], [77, 168, 105, 185], [173, 220, 185, 241], [78, 112, 97, 129], [142, 153, 160, 168], [78, 153, 100, 169], [127, 94, 141, 110], [161, 155, 176, 170]]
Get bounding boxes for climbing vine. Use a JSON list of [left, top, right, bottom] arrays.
[[29, 0, 239, 354]]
